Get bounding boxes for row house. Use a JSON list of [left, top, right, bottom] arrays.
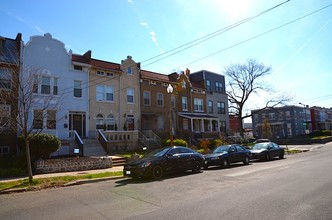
[[23, 33, 89, 143], [251, 105, 312, 139], [140, 68, 229, 147], [310, 106, 332, 131], [0, 33, 22, 155]]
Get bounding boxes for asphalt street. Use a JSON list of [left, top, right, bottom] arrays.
[[1, 142, 331, 220]]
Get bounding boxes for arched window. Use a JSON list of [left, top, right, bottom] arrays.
[[96, 113, 104, 129], [106, 114, 115, 130]]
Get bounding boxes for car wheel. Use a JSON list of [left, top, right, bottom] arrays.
[[192, 161, 202, 173], [264, 153, 270, 161], [221, 159, 229, 168], [243, 156, 250, 165], [152, 165, 163, 179], [279, 151, 284, 159]]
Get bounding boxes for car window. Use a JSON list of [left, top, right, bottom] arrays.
[[214, 146, 230, 153], [272, 143, 279, 148], [229, 146, 236, 152], [169, 148, 181, 155], [179, 147, 192, 154], [236, 145, 245, 151], [269, 143, 275, 149], [253, 143, 269, 150]]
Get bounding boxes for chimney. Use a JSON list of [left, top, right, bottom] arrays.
[[185, 68, 190, 75]]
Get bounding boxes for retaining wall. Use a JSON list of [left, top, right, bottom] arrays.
[[35, 157, 112, 174]]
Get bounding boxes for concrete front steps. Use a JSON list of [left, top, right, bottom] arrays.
[[111, 156, 127, 167], [83, 139, 107, 157]]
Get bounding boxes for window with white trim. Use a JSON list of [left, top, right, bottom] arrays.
[[143, 91, 150, 106], [41, 76, 51, 94], [46, 110, 56, 129], [96, 85, 114, 102], [74, 80, 82, 98], [215, 82, 223, 92], [127, 67, 132, 75], [127, 88, 134, 103], [208, 100, 213, 113], [194, 98, 203, 112], [217, 102, 225, 114], [206, 80, 211, 91], [157, 93, 164, 107], [182, 96, 188, 111], [33, 109, 43, 129]]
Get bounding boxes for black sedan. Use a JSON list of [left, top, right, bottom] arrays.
[[204, 144, 251, 169], [123, 146, 205, 179], [250, 142, 285, 161]]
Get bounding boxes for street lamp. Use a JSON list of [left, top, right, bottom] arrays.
[[167, 84, 174, 146]]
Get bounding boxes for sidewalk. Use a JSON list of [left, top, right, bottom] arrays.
[[0, 165, 124, 183]]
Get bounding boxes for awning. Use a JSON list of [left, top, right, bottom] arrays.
[[178, 112, 219, 120]]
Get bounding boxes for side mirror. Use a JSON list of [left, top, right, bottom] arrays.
[[166, 153, 173, 158], [229, 149, 236, 153]]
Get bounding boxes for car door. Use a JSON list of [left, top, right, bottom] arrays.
[[178, 147, 196, 170], [268, 143, 278, 158], [165, 148, 182, 172], [235, 145, 247, 162], [228, 146, 238, 163]]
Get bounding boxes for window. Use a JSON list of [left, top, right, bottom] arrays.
[[47, 110, 56, 129], [0, 105, 10, 128], [74, 80, 82, 98], [171, 95, 175, 108], [269, 113, 275, 120], [74, 65, 83, 71], [53, 78, 58, 95], [96, 85, 114, 102], [183, 118, 189, 130], [95, 114, 104, 129], [286, 111, 291, 120], [0, 146, 9, 155], [0, 68, 12, 89], [143, 91, 150, 106], [127, 67, 132, 75], [182, 96, 188, 111], [206, 80, 211, 91], [96, 70, 105, 76], [216, 82, 223, 92], [217, 102, 225, 114], [181, 80, 186, 88], [127, 88, 134, 103], [106, 114, 115, 130], [194, 98, 203, 112], [33, 109, 43, 129], [157, 93, 164, 107], [208, 100, 213, 113], [106, 72, 113, 77], [41, 76, 50, 94], [157, 116, 164, 130]]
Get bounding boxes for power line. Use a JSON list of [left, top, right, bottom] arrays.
[[141, 0, 291, 67], [177, 3, 332, 69]]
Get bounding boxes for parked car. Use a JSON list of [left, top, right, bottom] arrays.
[[204, 144, 251, 169], [253, 139, 270, 143], [250, 142, 285, 161], [123, 146, 206, 179]]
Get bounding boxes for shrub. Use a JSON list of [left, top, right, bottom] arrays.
[[163, 138, 188, 147], [18, 133, 61, 161]]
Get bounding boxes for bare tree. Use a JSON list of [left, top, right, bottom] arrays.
[[225, 59, 292, 137], [0, 65, 61, 183]]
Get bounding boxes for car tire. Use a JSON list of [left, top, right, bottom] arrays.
[[243, 156, 250, 165], [279, 151, 284, 159], [221, 159, 229, 168], [192, 161, 202, 173], [152, 165, 163, 179], [264, 153, 270, 161]]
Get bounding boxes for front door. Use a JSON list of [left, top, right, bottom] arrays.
[[69, 112, 86, 137]]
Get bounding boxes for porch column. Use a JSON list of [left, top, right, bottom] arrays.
[[209, 119, 213, 131], [191, 118, 194, 132], [201, 119, 204, 132]]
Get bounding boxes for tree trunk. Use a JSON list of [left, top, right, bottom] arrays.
[[25, 138, 33, 183]]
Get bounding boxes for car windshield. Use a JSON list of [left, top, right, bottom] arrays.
[[213, 146, 230, 154], [144, 148, 170, 157], [253, 143, 269, 150]]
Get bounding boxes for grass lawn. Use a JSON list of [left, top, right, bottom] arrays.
[[0, 171, 123, 192]]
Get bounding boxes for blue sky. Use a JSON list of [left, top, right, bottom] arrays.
[[1, 0, 332, 116]]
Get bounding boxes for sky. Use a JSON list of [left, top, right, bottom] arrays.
[[1, 0, 332, 120]]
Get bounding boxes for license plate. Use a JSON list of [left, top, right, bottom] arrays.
[[126, 171, 131, 175]]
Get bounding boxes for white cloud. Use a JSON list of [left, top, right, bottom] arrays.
[[140, 22, 149, 28], [128, 0, 134, 4], [34, 25, 44, 34], [150, 31, 158, 46]]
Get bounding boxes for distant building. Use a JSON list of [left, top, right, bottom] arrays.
[[251, 105, 312, 138], [311, 106, 332, 131], [0, 33, 22, 155]]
